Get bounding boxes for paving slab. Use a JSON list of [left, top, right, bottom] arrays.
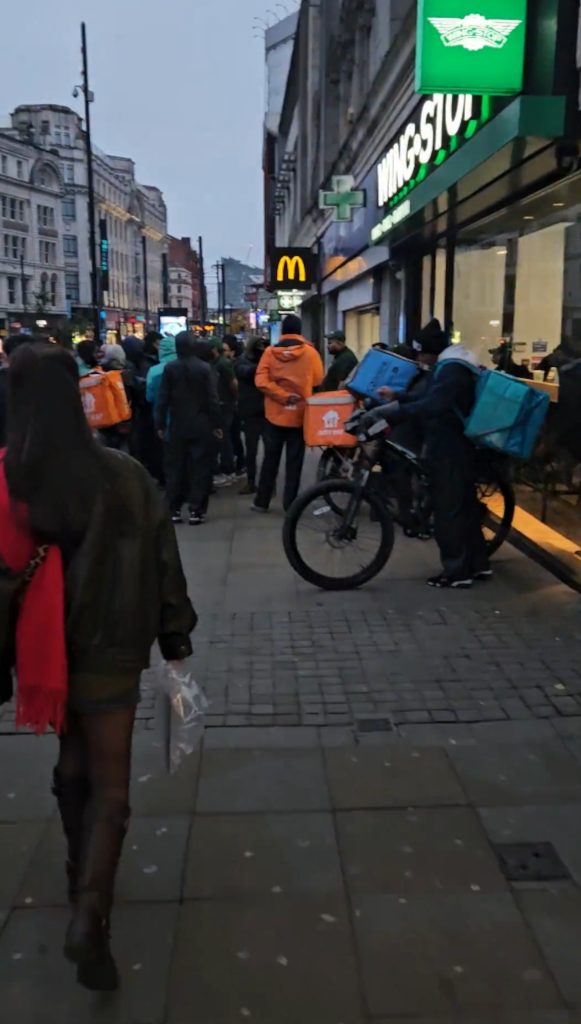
[[337, 808, 507, 896], [479, 804, 581, 886], [517, 887, 581, 1007], [168, 897, 363, 1024], [353, 892, 562, 1018], [0, 735, 59, 821], [17, 816, 190, 906], [185, 813, 342, 899], [204, 726, 318, 748], [130, 736, 200, 816], [0, 903, 178, 1024], [196, 748, 330, 813], [324, 746, 466, 809], [449, 743, 581, 806], [0, 823, 45, 905]]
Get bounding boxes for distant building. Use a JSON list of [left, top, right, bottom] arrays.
[[6, 104, 169, 338], [168, 236, 201, 320], [0, 130, 66, 331], [168, 265, 192, 318], [222, 257, 264, 310]]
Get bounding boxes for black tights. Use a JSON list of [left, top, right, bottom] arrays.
[[54, 706, 136, 915]]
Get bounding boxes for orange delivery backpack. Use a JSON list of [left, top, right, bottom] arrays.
[[303, 390, 357, 448], [79, 370, 132, 430]]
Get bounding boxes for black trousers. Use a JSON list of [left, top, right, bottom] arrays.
[[166, 433, 214, 515], [242, 415, 266, 486], [255, 423, 305, 511], [218, 406, 236, 476], [428, 443, 489, 580], [231, 412, 246, 473]]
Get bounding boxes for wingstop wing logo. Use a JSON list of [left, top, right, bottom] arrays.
[[429, 14, 521, 51], [271, 248, 317, 292], [416, 0, 527, 96]]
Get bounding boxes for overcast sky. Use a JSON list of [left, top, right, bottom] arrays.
[[1, 0, 289, 283]]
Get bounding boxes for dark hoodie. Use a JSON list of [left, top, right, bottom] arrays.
[[235, 338, 266, 419], [156, 332, 221, 438]]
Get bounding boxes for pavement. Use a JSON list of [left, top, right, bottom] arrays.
[[3, 478, 581, 1022]]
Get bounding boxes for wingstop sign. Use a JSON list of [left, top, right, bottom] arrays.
[[270, 248, 317, 292], [416, 0, 527, 96]]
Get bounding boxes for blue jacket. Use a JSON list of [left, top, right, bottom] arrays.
[[146, 336, 177, 409]]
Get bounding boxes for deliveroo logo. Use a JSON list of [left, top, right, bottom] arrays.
[[428, 13, 522, 51]]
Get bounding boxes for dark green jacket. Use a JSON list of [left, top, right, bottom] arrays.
[[321, 347, 358, 392], [65, 450, 196, 675]]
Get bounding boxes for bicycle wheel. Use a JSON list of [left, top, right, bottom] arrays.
[[477, 475, 515, 556], [283, 480, 395, 590]]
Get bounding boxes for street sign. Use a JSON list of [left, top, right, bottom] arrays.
[[416, 0, 527, 95], [270, 248, 317, 292], [319, 176, 366, 222], [99, 218, 109, 293], [278, 290, 305, 312]]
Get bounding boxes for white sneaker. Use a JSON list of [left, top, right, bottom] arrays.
[[213, 474, 233, 488]]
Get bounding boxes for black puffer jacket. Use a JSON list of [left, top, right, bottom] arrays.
[[235, 339, 265, 419], [64, 449, 196, 675]]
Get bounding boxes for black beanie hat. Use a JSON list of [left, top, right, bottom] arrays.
[[282, 314, 302, 336], [414, 318, 448, 356]]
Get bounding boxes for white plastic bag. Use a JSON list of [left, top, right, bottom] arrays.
[[155, 661, 207, 774]]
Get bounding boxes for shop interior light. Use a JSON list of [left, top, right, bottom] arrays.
[[523, 215, 534, 220], [489, 320, 501, 326], [553, 202, 565, 208], [496, 248, 508, 255]]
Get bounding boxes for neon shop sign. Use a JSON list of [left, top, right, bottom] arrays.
[[376, 93, 477, 208]]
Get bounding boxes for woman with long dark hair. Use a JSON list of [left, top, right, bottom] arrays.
[[0, 343, 196, 991]]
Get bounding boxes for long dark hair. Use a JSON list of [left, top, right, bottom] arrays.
[[5, 343, 105, 544]]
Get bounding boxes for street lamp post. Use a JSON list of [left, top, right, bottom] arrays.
[[79, 22, 100, 345]]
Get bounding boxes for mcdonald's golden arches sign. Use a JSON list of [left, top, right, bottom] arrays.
[[270, 248, 317, 292]]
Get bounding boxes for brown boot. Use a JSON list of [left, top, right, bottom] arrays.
[[64, 801, 129, 992]]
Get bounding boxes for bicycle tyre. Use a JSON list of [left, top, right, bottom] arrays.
[[283, 479, 395, 591], [483, 475, 515, 557]]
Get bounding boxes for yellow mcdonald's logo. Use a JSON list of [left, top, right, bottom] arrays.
[[276, 254, 306, 283]]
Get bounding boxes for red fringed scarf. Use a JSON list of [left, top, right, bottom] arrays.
[[0, 457, 68, 734]]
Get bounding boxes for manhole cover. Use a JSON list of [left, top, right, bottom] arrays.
[[356, 718, 393, 733], [493, 842, 570, 882]]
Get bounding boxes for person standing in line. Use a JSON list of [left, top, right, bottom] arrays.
[[235, 336, 267, 495], [0, 342, 196, 991], [156, 331, 222, 525], [223, 335, 246, 477], [75, 340, 99, 378], [211, 339, 239, 487], [98, 344, 135, 453], [252, 315, 324, 512], [320, 330, 358, 392]]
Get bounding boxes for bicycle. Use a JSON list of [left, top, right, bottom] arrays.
[[284, 417, 515, 590]]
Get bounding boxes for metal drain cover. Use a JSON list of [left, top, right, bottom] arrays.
[[493, 842, 570, 882], [356, 718, 393, 733]]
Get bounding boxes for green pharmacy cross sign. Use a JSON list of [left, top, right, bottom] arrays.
[[319, 176, 366, 222], [416, 0, 527, 96]]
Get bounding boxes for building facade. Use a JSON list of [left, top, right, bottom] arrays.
[[270, 0, 581, 569], [0, 129, 67, 331], [7, 104, 169, 338], [168, 236, 201, 321], [168, 265, 192, 318]]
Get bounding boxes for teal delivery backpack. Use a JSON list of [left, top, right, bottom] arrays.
[[464, 370, 550, 460]]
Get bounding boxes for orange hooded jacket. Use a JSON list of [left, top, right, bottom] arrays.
[[255, 334, 324, 428]]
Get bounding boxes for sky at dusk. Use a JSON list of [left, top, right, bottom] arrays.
[[1, 0, 294, 290]]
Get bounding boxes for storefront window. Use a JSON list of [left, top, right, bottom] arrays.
[[344, 308, 380, 359], [450, 175, 581, 549]]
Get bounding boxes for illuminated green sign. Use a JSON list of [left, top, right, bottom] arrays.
[[371, 93, 491, 244], [416, 0, 527, 96]]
